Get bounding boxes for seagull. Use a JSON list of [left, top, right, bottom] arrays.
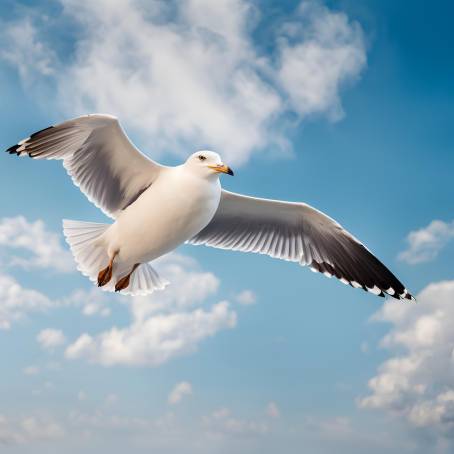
[[5, 114, 414, 300]]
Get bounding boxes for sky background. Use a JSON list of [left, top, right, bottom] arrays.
[[0, 0, 454, 453]]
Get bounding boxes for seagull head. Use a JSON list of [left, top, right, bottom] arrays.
[[185, 151, 234, 178]]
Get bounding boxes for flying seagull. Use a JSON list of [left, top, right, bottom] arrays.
[[5, 114, 414, 300]]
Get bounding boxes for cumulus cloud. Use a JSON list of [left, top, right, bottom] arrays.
[[65, 301, 236, 366], [1, 0, 366, 165], [64, 252, 235, 366], [0, 273, 55, 329], [360, 279, 454, 441], [146, 253, 220, 314], [168, 382, 193, 405], [398, 219, 454, 264], [0, 216, 73, 273], [37, 329, 66, 350]]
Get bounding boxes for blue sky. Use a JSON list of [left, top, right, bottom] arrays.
[[1, 0, 454, 452]]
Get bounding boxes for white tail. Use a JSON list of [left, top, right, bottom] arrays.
[[62, 219, 168, 296]]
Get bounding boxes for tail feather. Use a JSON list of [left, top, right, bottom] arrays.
[[126, 263, 168, 296], [63, 219, 109, 280], [62, 219, 168, 296]]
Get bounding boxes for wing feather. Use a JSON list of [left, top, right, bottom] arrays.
[[189, 190, 414, 301], [6, 114, 164, 218]]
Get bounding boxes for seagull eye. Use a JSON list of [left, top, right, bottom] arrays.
[[198, 155, 206, 161]]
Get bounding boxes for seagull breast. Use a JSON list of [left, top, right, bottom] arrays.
[[105, 165, 222, 266]]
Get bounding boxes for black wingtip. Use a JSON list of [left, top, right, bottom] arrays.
[[30, 125, 53, 139], [6, 144, 20, 155]]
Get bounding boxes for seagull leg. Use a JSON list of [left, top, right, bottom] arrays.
[[97, 252, 118, 287], [115, 263, 140, 292]]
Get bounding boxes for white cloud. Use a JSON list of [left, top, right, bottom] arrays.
[[82, 303, 111, 317], [309, 416, 354, 439], [235, 289, 257, 305], [37, 329, 66, 350], [360, 279, 454, 441], [398, 219, 454, 264], [0, 216, 73, 273], [2, 0, 366, 166], [266, 401, 280, 419], [65, 301, 236, 366], [202, 407, 269, 437], [0, 414, 64, 445], [277, 1, 366, 120], [0, 273, 54, 329], [299, 414, 398, 451], [64, 288, 111, 318], [143, 253, 221, 315], [168, 382, 193, 405], [63, 252, 235, 367], [0, 18, 56, 83]]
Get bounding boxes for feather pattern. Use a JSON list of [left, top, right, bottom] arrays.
[[5, 114, 163, 219], [189, 190, 414, 301]]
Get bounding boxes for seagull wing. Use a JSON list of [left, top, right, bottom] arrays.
[[189, 190, 414, 301], [6, 114, 164, 218]]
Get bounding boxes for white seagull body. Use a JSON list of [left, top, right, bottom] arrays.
[[6, 114, 414, 300]]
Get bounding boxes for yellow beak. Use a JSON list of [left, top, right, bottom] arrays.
[[208, 164, 234, 176]]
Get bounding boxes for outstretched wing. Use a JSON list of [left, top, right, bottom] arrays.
[[189, 190, 414, 301], [6, 114, 164, 218]]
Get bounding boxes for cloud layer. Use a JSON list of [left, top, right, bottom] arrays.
[[2, 0, 366, 165]]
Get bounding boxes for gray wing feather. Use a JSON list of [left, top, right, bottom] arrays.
[[189, 190, 414, 301], [6, 114, 163, 218]]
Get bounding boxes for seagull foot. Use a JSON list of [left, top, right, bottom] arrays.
[[97, 265, 112, 287], [115, 275, 131, 292], [114, 264, 139, 292]]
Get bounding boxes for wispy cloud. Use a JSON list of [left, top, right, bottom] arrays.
[[398, 219, 454, 264], [37, 329, 67, 350], [0, 414, 64, 445], [1, 0, 366, 166], [202, 407, 269, 437], [63, 288, 112, 318], [265, 402, 280, 419], [0, 18, 56, 83], [277, 1, 366, 120], [235, 289, 257, 305], [168, 382, 192, 405]]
